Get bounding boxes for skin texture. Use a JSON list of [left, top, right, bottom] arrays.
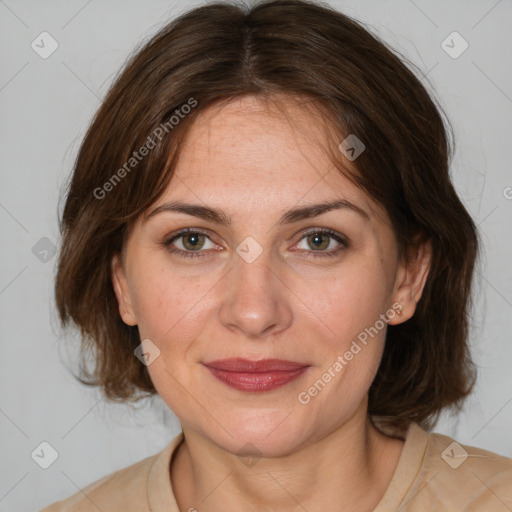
[[112, 95, 432, 512]]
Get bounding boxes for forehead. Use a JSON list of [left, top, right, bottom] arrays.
[[176, 95, 339, 182], [160, 95, 382, 223]]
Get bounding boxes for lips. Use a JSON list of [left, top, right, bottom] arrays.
[[202, 358, 310, 392], [202, 358, 309, 372]]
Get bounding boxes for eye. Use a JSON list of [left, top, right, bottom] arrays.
[[293, 229, 349, 258], [164, 228, 218, 259]]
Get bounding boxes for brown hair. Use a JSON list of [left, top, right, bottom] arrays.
[[55, 0, 479, 431]]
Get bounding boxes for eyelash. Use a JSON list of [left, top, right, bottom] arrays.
[[162, 228, 349, 260]]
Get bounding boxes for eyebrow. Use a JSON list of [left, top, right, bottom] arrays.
[[144, 198, 370, 226]]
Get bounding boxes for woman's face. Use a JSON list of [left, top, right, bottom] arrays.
[[112, 95, 425, 456]]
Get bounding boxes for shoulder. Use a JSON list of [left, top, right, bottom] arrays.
[[37, 435, 180, 512], [411, 426, 512, 510], [38, 453, 157, 511]]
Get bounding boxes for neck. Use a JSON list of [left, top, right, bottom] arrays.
[[170, 406, 404, 512]]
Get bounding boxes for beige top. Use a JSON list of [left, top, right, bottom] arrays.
[[39, 421, 512, 511]]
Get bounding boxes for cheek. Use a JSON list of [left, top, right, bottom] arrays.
[[292, 258, 391, 348], [291, 258, 391, 402], [131, 268, 209, 416], [129, 262, 206, 342]]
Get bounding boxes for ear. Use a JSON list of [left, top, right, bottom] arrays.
[[111, 253, 138, 326], [387, 236, 432, 325]]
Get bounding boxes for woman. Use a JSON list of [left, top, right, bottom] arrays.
[[40, 0, 512, 510]]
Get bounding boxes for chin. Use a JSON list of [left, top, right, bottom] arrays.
[[203, 411, 311, 458]]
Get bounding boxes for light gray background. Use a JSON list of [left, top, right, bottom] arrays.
[[0, 0, 511, 510]]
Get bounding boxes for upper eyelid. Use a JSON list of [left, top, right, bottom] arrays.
[[166, 228, 218, 244]]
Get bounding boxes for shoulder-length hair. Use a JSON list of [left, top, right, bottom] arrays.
[[55, 0, 479, 431]]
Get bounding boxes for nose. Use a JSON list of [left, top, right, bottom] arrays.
[[218, 246, 293, 340]]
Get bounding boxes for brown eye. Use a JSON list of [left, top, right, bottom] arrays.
[[294, 229, 349, 259], [164, 229, 217, 259], [306, 232, 330, 251], [181, 232, 206, 251]]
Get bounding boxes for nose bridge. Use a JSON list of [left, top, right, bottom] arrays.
[[218, 240, 292, 338]]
